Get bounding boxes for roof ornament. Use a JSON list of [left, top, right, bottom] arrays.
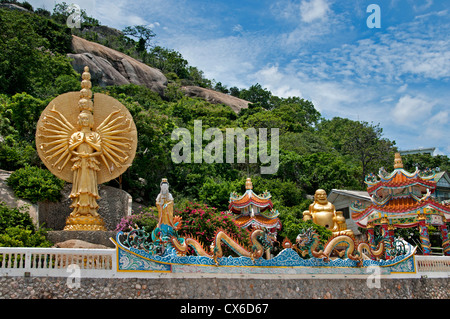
[[393, 152, 403, 169], [245, 177, 253, 190]]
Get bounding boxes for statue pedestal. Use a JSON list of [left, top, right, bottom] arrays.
[[38, 184, 132, 246]]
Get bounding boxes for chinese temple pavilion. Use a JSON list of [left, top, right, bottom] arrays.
[[228, 178, 282, 232], [351, 153, 450, 256]]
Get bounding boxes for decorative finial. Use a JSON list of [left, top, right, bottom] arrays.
[[245, 177, 253, 190], [394, 152, 403, 169], [79, 66, 93, 113]]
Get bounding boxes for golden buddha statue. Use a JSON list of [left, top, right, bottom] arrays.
[[303, 189, 353, 237], [35, 66, 137, 231]]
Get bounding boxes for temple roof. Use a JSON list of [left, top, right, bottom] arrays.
[[365, 153, 436, 190], [228, 178, 281, 230], [352, 153, 449, 227], [233, 215, 282, 230], [228, 178, 273, 213], [352, 193, 450, 227]]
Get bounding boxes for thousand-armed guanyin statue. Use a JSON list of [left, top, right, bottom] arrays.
[[36, 66, 137, 230]]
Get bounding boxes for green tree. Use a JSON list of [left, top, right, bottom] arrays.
[[51, 2, 99, 28], [402, 153, 450, 173], [318, 117, 396, 187], [5, 93, 46, 143], [239, 83, 273, 110], [147, 46, 189, 79], [0, 9, 77, 97], [277, 151, 361, 194], [122, 25, 156, 52]]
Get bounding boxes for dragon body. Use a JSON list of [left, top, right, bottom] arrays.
[[295, 227, 385, 266], [171, 229, 275, 264]]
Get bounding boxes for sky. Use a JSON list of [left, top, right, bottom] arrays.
[[28, 0, 450, 156]]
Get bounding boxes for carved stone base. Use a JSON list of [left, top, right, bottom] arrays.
[[64, 214, 107, 231]]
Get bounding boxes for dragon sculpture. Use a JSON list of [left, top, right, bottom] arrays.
[[119, 225, 277, 265], [170, 229, 276, 264], [294, 227, 385, 266]]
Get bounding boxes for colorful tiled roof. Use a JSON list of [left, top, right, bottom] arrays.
[[352, 153, 449, 227], [234, 215, 282, 230], [228, 178, 281, 230], [228, 178, 273, 213]]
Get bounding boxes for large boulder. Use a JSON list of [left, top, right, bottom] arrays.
[[0, 169, 38, 227], [181, 86, 250, 113], [68, 35, 168, 95], [52, 239, 111, 249], [38, 183, 132, 231]]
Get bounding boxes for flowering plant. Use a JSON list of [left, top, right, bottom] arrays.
[[115, 206, 158, 232], [175, 202, 250, 255]]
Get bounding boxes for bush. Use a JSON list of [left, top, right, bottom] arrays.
[[0, 202, 52, 247], [0, 135, 38, 171], [0, 202, 35, 233], [0, 226, 52, 247], [7, 166, 65, 203], [115, 206, 158, 233]]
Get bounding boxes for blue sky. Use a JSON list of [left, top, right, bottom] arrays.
[[29, 0, 450, 155]]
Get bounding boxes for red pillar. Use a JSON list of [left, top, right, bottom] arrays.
[[380, 215, 393, 260], [417, 212, 431, 255], [440, 218, 450, 256]]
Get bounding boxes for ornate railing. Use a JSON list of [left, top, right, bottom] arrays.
[[0, 247, 448, 277], [415, 255, 450, 273], [0, 247, 115, 278]]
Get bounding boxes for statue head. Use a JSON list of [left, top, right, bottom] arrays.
[[77, 111, 94, 129], [160, 178, 169, 194], [314, 189, 328, 204]]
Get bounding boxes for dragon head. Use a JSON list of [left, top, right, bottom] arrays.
[[296, 227, 316, 248]]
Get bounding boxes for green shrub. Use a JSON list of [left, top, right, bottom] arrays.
[[0, 202, 35, 233], [0, 226, 52, 247], [7, 166, 65, 203], [0, 202, 52, 247]]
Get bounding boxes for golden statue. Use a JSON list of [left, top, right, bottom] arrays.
[[156, 178, 175, 229], [303, 189, 354, 236], [35, 66, 137, 230]]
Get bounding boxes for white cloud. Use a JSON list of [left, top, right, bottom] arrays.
[[299, 0, 331, 23], [392, 95, 435, 125], [413, 0, 433, 12]]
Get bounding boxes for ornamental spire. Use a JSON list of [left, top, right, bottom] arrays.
[[245, 177, 253, 190], [79, 66, 93, 113], [393, 152, 403, 169]]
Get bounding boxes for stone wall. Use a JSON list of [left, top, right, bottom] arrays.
[[0, 276, 447, 299]]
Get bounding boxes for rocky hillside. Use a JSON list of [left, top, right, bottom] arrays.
[[69, 35, 168, 96], [68, 35, 250, 112], [181, 86, 249, 113]]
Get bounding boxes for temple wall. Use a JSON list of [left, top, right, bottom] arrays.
[[0, 276, 447, 299]]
